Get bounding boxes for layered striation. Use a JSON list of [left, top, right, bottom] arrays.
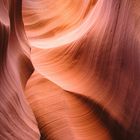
[[0, 0, 140, 139]]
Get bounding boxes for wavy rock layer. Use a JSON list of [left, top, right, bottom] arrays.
[[0, 0, 140, 139], [0, 0, 40, 139]]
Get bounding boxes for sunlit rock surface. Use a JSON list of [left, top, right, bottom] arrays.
[[0, 0, 140, 139]]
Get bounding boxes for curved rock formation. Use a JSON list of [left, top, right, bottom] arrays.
[[0, 0, 140, 139]]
